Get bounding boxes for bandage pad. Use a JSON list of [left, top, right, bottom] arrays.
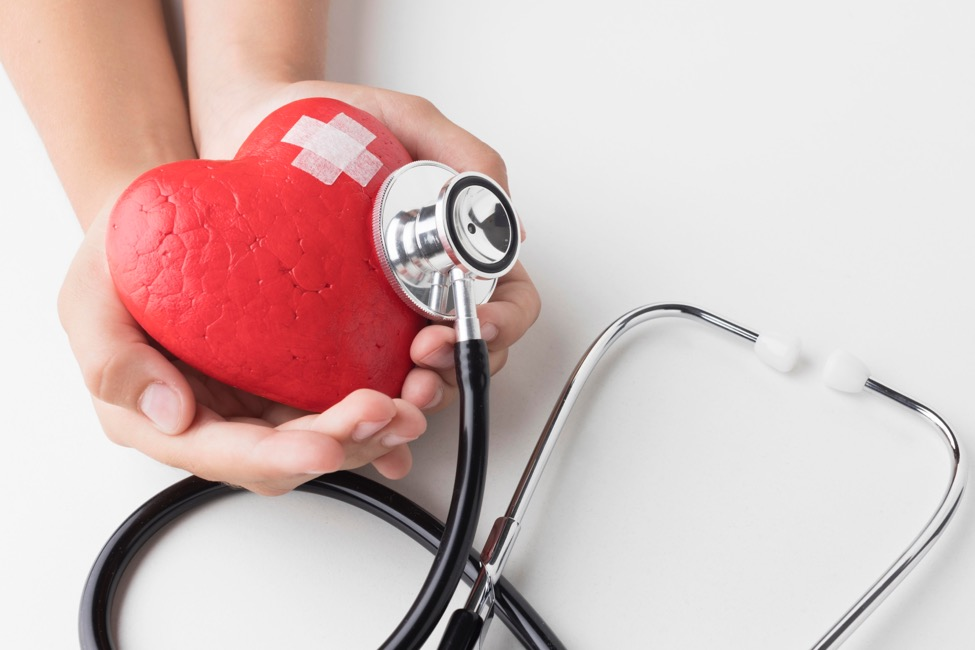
[[106, 98, 423, 412]]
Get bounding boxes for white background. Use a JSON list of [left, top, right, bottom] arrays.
[[2, 1, 973, 648]]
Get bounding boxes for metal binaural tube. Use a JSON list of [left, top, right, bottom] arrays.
[[808, 379, 966, 649], [463, 302, 965, 650]]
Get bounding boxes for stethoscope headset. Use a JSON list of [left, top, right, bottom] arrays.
[[80, 161, 966, 649]]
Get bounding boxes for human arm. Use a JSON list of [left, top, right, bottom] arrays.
[[0, 0, 425, 495]]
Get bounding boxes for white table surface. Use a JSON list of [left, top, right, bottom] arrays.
[[2, 1, 973, 648]]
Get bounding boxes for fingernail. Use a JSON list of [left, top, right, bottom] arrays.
[[381, 433, 415, 448], [480, 323, 499, 342], [351, 419, 391, 442], [139, 382, 181, 434], [421, 345, 454, 369], [423, 384, 444, 410]]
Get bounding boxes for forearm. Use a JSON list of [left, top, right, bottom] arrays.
[[0, 0, 195, 229], [183, 0, 328, 87], [182, 0, 329, 155]]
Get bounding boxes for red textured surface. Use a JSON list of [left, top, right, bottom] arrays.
[[106, 98, 424, 412]]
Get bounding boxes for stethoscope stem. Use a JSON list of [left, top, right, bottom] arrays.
[[451, 268, 481, 342]]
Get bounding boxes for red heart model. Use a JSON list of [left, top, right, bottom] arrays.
[[106, 98, 425, 412]]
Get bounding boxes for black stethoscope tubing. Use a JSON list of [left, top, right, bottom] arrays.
[[78, 474, 563, 649], [79, 339, 563, 650]]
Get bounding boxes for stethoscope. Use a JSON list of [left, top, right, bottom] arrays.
[[80, 161, 966, 649]]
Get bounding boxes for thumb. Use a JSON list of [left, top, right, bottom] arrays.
[[371, 92, 510, 191], [58, 229, 195, 436]]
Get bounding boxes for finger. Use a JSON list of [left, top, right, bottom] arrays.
[[98, 390, 426, 495], [59, 233, 196, 435], [409, 266, 538, 358], [474, 263, 541, 352], [371, 91, 535, 243], [94, 400, 346, 496], [371, 92, 509, 189], [277, 389, 398, 437], [403, 350, 508, 420], [410, 321, 518, 377], [409, 321, 513, 396], [411, 324, 456, 371], [371, 445, 413, 480], [279, 392, 427, 472], [401, 366, 457, 413], [263, 396, 425, 491]]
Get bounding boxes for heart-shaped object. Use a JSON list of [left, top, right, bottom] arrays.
[[107, 98, 424, 412]]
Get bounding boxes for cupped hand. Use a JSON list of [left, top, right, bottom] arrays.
[[62, 81, 540, 495], [58, 206, 425, 495], [195, 80, 542, 414]]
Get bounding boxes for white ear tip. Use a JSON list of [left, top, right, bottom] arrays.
[[754, 332, 801, 373], [824, 350, 870, 392]]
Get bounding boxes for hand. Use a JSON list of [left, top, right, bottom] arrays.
[[58, 204, 426, 496], [194, 80, 542, 414]]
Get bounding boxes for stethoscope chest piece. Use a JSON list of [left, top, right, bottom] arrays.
[[373, 160, 520, 320]]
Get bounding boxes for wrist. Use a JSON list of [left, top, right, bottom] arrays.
[[189, 78, 296, 160]]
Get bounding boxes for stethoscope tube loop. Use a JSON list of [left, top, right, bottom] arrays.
[[79, 472, 566, 650], [79, 475, 228, 648]]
